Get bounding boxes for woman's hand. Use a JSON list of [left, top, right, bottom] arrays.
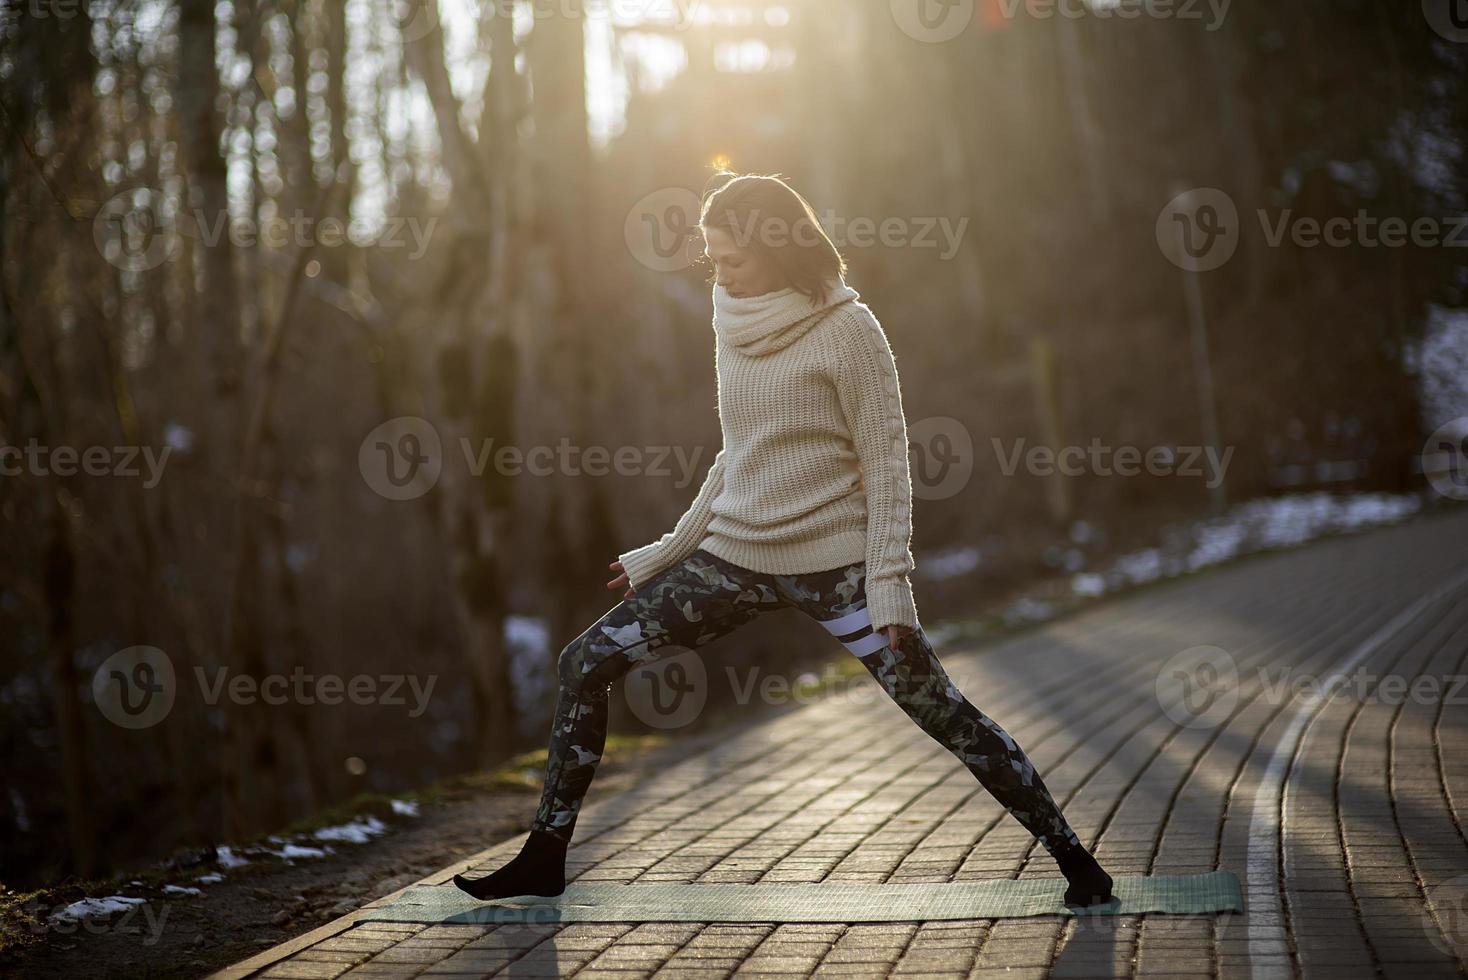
[[607, 560, 636, 600], [882, 624, 914, 651]]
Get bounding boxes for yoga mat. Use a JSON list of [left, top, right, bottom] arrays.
[[359, 870, 1241, 924]]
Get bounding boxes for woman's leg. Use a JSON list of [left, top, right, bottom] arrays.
[[455, 549, 779, 899], [777, 561, 1111, 902], [857, 624, 1082, 853]]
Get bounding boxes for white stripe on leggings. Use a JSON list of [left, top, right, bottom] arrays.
[[816, 605, 887, 657]]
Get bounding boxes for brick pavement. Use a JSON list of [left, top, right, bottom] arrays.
[[216, 505, 1468, 980]]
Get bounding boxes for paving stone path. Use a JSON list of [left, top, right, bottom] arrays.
[[216, 506, 1468, 979]]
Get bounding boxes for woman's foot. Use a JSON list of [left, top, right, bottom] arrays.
[[452, 829, 568, 901], [1053, 841, 1114, 907]]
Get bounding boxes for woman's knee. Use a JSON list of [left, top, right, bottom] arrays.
[[557, 630, 634, 693], [557, 636, 597, 691]]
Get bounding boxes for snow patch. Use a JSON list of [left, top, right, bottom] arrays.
[[313, 816, 387, 844], [215, 846, 249, 869], [1071, 491, 1420, 600], [48, 896, 146, 925], [1411, 305, 1468, 428], [919, 545, 983, 580]]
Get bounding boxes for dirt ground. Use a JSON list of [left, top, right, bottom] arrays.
[[0, 739, 681, 980]]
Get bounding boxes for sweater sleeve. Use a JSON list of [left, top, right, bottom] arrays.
[[617, 448, 726, 591], [832, 311, 920, 633]]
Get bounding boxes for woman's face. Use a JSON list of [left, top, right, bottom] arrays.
[[702, 225, 788, 298]]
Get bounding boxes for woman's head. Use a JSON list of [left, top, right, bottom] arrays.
[[699, 172, 847, 303]]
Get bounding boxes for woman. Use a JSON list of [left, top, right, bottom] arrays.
[[454, 173, 1114, 907]]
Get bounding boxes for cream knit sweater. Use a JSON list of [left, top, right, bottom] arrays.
[[618, 277, 919, 632]]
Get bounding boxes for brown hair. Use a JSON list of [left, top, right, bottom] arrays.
[[699, 171, 848, 305]]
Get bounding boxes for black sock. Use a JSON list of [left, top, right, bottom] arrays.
[[1052, 841, 1114, 906], [453, 830, 568, 900]]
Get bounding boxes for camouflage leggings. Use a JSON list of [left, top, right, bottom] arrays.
[[532, 548, 1082, 855]]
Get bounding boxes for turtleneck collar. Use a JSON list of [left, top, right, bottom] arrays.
[[712, 278, 860, 356]]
